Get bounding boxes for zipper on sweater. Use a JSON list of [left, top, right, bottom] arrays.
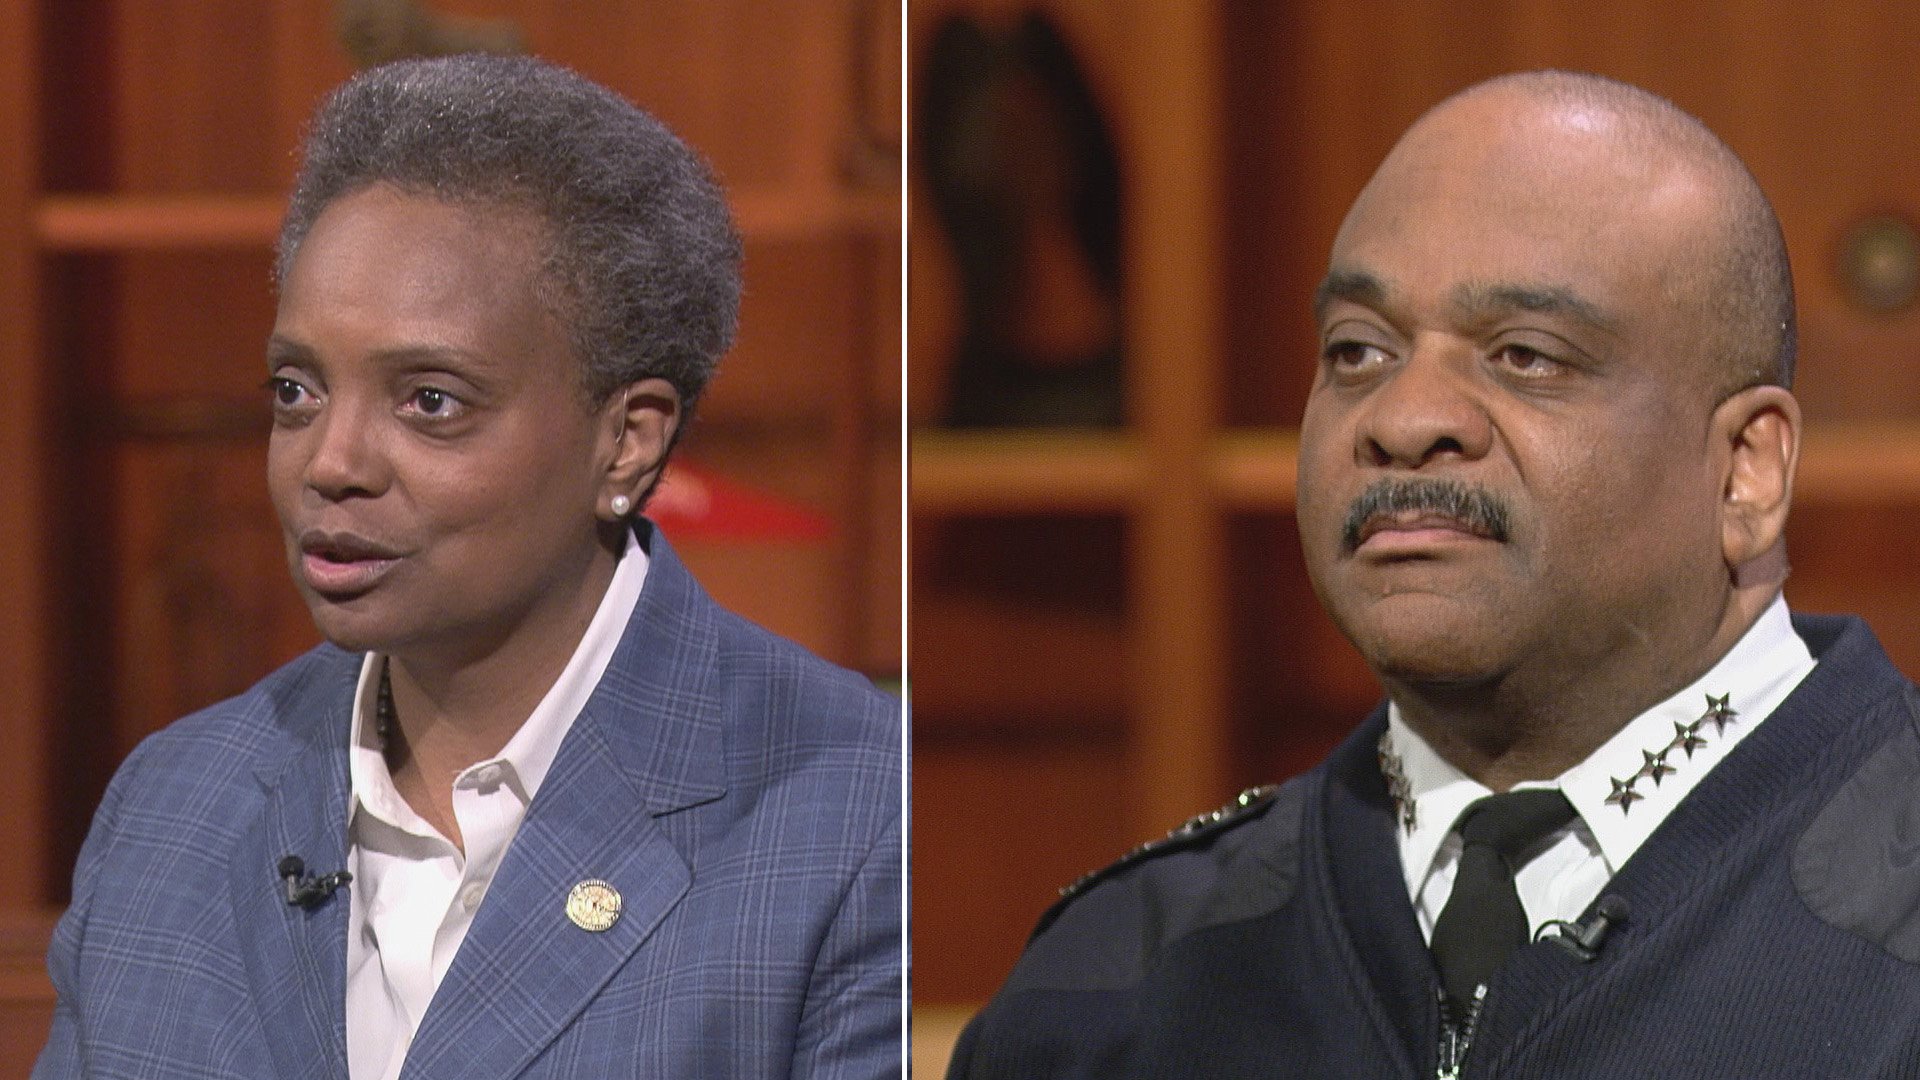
[[1435, 985, 1486, 1080]]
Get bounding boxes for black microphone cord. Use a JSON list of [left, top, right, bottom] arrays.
[[1536, 895, 1630, 962]]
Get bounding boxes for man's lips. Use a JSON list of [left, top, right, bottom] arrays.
[[295, 529, 404, 596], [1354, 511, 1499, 553]]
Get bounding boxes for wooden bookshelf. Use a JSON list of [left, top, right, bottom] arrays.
[[909, 0, 1237, 1021]]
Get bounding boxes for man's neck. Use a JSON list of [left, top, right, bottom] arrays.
[[1390, 584, 1779, 790]]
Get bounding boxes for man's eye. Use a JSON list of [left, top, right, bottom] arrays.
[[1492, 344, 1560, 376], [1324, 341, 1391, 371]]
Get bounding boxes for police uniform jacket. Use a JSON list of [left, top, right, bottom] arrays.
[[948, 615, 1920, 1079]]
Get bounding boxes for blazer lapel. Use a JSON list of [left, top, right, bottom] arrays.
[[399, 528, 727, 1079], [228, 661, 357, 1080]]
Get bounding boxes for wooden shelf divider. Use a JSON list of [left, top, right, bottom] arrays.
[[916, 423, 1920, 518], [730, 189, 900, 241], [37, 194, 283, 250], [910, 430, 1147, 514], [36, 189, 897, 252], [1208, 429, 1300, 510], [1792, 423, 1920, 505]]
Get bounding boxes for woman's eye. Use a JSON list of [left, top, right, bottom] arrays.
[[267, 376, 310, 407], [404, 386, 467, 419]]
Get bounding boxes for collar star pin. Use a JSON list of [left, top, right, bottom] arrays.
[[1605, 775, 1643, 813], [566, 879, 622, 932], [1673, 719, 1708, 757], [1377, 732, 1417, 833], [1704, 693, 1736, 734]]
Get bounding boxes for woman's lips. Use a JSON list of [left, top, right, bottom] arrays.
[[296, 530, 403, 597], [299, 551, 400, 596]]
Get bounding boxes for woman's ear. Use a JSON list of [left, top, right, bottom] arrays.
[[597, 377, 681, 519], [1715, 383, 1800, 572]]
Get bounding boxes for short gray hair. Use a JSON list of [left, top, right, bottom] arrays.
[[277, 53, 742, 412]]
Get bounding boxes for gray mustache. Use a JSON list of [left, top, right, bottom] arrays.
[[1341, 479, 1512, 552]]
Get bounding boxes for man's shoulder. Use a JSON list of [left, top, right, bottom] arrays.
[[1042, 784, 1295, 928], [1793, 673, 1920, 963], [1002, 776, 1317, 997]]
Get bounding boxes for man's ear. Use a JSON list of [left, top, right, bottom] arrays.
[[597, 377, 682, 519], [1715, 383, 1800, 571]]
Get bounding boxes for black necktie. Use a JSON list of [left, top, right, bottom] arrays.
[[1429, 789, 1577, 1017]]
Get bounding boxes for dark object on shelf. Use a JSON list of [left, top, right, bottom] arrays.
[[920, 10, 1125, 428], [335, 0, 526, 68]]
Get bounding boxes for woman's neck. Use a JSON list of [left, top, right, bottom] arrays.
[[378, 543, 618, 846]]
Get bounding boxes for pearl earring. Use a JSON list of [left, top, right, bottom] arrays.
[[609, 494, 632, 517]]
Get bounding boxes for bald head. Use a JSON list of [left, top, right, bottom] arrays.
[[1351, 71, 1795, 397], [1299, 72, 1806, 774]]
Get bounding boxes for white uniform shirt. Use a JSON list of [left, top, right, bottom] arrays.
[[1388, 594, 1816, 941], [343, 530, 648, 1080]]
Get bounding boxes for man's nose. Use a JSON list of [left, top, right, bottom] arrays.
[[1353, 339, 1494, 469]]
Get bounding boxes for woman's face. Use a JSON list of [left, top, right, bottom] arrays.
[[266, 184, 618, 668]]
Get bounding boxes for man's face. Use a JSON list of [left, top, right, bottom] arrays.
[[267, 184, 616, 664], [1296, 96, 1735, 695]]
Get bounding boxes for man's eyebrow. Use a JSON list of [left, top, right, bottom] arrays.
[[1451, 282, 1622, 339], [1313, 269, 1387, 320]]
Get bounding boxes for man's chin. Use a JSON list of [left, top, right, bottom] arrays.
[[1364, 647, 1505, 688], [1338, 601, 1514, 686]]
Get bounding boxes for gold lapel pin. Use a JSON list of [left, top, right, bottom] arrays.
[[566, 879, 622, 932]]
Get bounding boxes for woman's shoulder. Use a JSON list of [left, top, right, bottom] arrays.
[[122, 643, 360, 782], [709, 607, 900, 737]]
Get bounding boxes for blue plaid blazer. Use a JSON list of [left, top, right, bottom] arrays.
[[34, 526, 903, 1079]]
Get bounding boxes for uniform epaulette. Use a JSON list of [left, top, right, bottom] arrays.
[[1032, 785, 1280, 939]]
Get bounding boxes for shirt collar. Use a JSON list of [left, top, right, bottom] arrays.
[[1385, 593, 1814, 897], [348, 527, 650, 837]]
